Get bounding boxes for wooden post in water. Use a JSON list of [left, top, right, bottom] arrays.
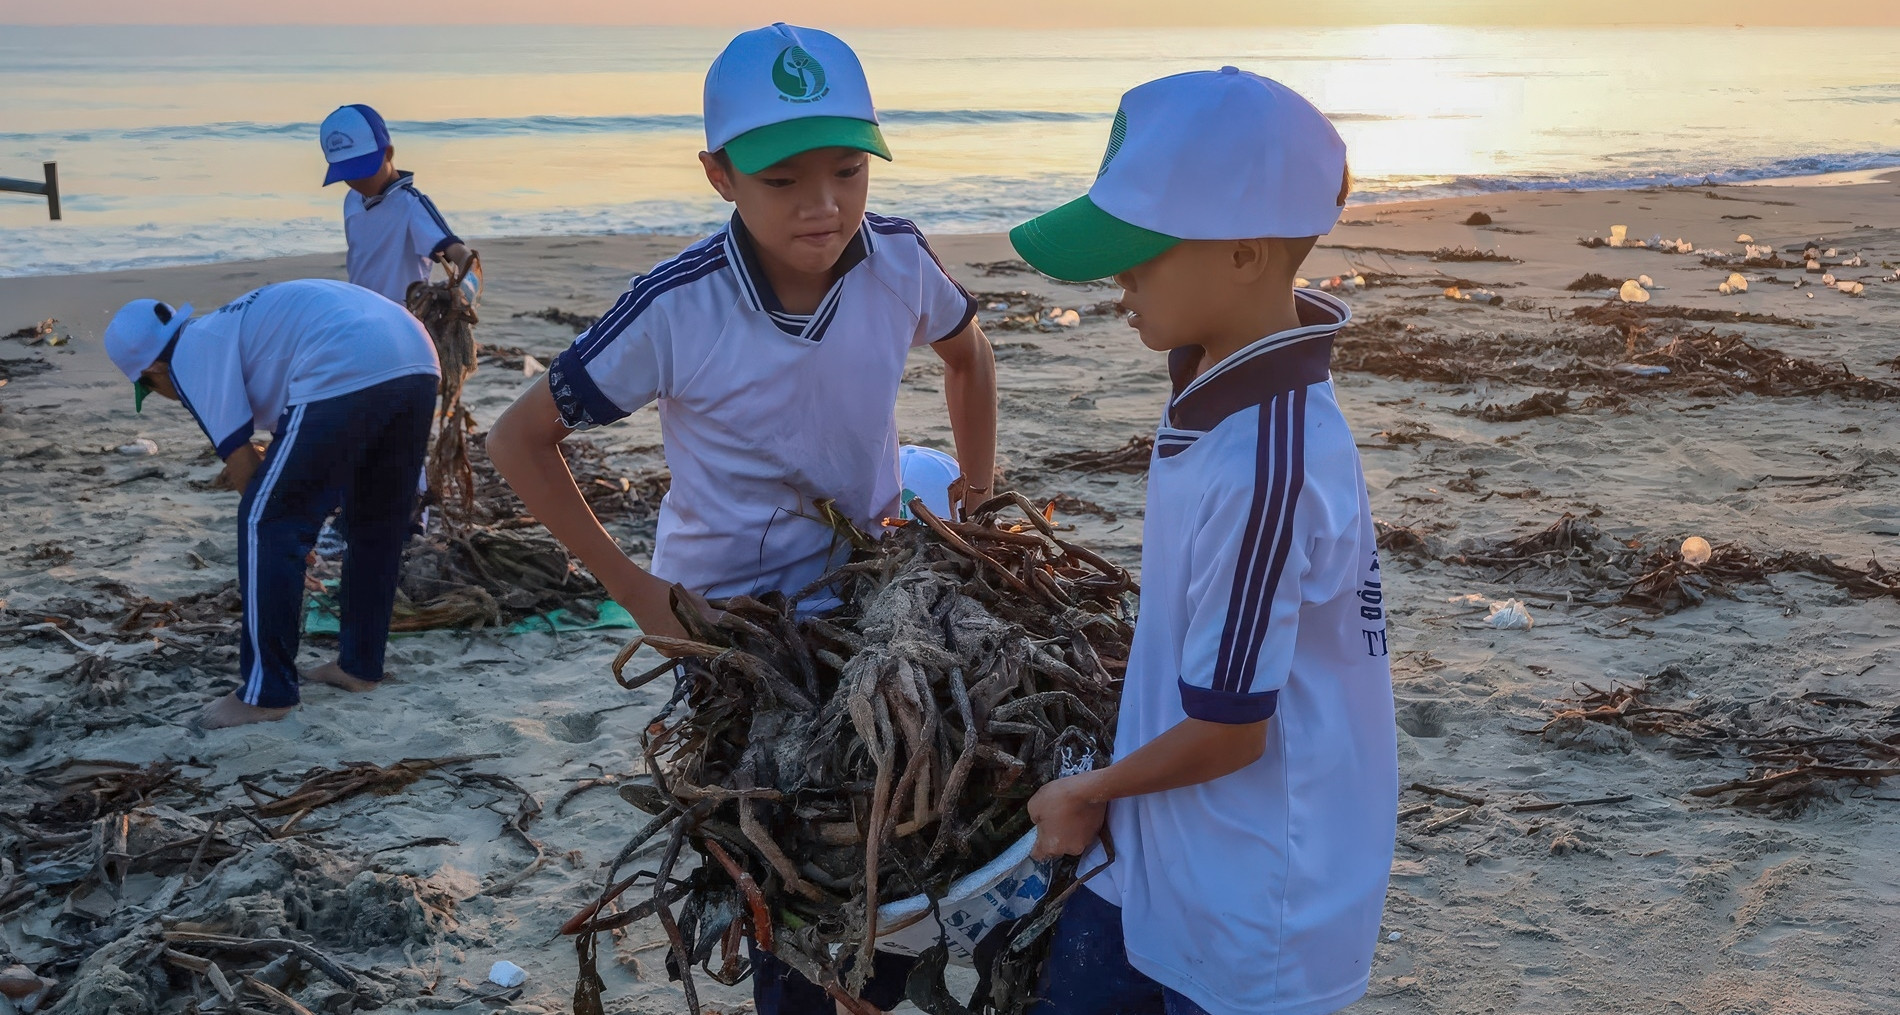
[[0, 162, 61, 220]]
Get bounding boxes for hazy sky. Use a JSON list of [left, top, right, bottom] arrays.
[[5, 0, 1898, 26]]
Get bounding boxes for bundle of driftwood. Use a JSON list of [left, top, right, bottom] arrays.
[[406, 255, 482, 526], [568, 495, 1135, 1015]]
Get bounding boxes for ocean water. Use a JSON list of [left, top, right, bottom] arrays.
[[2, 24, 1898, 277]]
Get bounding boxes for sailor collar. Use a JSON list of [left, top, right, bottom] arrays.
[[722, 213, 874, 341], [1165, 287, 1350, 433], [360, 171, 417, 211]]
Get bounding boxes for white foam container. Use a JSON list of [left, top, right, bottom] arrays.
[[871, 831, 1053, 965]]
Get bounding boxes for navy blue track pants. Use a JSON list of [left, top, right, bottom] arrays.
[[234, 373, 435, 708]]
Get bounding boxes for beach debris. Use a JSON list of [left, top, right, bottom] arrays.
[[974, 290, 1119, 332], [116, 438, 159, 456], [1539, 679, 1900, 814], [1807, 258, 1823, 273], [1637, 274, 1656, 289], [1463, 211, 1493, 226], [570, 494, 1132, 1014], [1037, 435, 1154, 475], [1319, 274, 1365, 292], [522, 353, 546, 377], [513, 306, 599, 332], [1611, 225, 1629, 247], [487, 960, 528, 988], [1843, 253, 1864, 267], [3, 318, 67, 347], [1484, 598, 1535, 630], [1431, 247, 1517, 263], [1294, 277, 1312, 288], [1839, 280, 1866, 296], [1735, 233, 1753, 244], [1822, 273, 1837, 287], [1719, 272, 1748, 295], [1656, 238, 1695, 254], [1824, 247, 1838, 258], [1469, 390, 1621, 422], [1617, 280, 1650, 303], [1565, 273, 1620, 291], [1444, 286, 1503, 305], [1680, 536, 1713, 565], [407, 254, 482, 528]]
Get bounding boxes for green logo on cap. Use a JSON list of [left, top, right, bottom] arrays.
[[1097, 109, 1128, 178], [772, 46, 829, 104]]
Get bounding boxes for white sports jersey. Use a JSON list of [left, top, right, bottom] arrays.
[[1087, 288, 1398, 1015], [548, 213, 977, 600], [344, 172, 460, 304], [168, 280, 440, 458]]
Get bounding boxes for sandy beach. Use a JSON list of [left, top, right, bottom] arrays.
[[4, 175, 1900, 1014]]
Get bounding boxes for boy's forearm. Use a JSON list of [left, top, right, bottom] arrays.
[[488, 382, 680, 634], [1077, 717, 1268, 804], [940, 323, 998, 503]]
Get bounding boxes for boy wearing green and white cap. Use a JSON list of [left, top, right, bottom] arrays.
[[486, 24, 996, 1012], [1015, 69, 1398, 1015]]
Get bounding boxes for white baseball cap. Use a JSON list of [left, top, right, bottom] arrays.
[[319, 104, 391, 185], [1011, 67, 1348, 282], [103, 298, 192, 411], [703, 23, 891, 175]]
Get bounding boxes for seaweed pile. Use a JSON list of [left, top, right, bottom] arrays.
[[1337, 316, 1898, 402], [1541, 681, 1900, 813], [1382, 512, 1900, 614], [0, 756, 530, 1013], [568, 495, 1135, 1015]]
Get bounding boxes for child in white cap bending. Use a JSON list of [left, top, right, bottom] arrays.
[[104, 280, 440, 729], [1012, 68, 1399, 1015]]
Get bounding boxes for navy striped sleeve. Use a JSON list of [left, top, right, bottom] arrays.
[[1179, 390, 1309, 724], [548, 243, 729, 430], [866, 213, 979, 345], [408, 191, 461, 260]]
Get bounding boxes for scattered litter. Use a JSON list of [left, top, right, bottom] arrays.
[[1444, 286, 1503, 305], [1839, 281, 1866, 296], [1294, 277, 1312, 288], [116, 438, 159, 456], [1618, 280, 1650, 303], [1681, 536, 1713, 565], [1611, 225, 1629, 247], [1637, 274, 1656, 290], [1387, 931, 1404, 943], [1463, 212, 1493, 226], [1822, 273, 1838, 287], [1807, 259, 1823, 273], [521, 354, 546, 377], [1319, 274, 1365, 292], [1048, 308, 1081, 328], [486, 961, 528, 988], [1432, 247, 1517, 263], [1484, 599, 1535, 630], [1614, 363, 1671, 377], [1735, 233, 1753, 243], [1843, 253, 1863, 267]]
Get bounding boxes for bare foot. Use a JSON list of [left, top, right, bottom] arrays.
[[198, 691, 294, 729], [304, 661, 382, 693]]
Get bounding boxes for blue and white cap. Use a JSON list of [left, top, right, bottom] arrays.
[[104, 298, 193, 411], [319, 104, 391, 185], [703, 23, 891, 175]]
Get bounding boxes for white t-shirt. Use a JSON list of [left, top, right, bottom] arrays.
[[344, 172, 460, 304], [169, 279, 440, 459], [547, 212, 977, 600], [1086, 288, 1399, 1015]]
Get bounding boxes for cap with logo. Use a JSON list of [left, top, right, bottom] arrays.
[[104, 299, 193, 412], [704, 23, 891, 175], [1010, 67, 1347, 283], [319, 104, 392, 186]]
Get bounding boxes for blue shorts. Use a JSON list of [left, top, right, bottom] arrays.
[[1030, 887, 1210, 1015]]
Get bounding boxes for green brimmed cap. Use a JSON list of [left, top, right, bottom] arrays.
[[705, 23, 891, 175]]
